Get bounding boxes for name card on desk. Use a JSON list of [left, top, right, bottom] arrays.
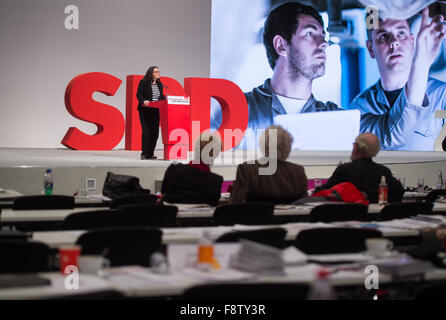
[[167, 96, 190, 105]]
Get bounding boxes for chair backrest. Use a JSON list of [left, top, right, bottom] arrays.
[[13, 195, 75, 210], [425, 189, 446, 203], [308, 203, 368, 222], [414, 283, 446, 300], [213, 203, 274, 226], [379, 202, 434, 220], [295, 228, 382, 254], [62, 210, 120, 230], [182, 283, 310, 300], [110, 194, 158, 209], [216, 228, 287, 249], [116, 204, 178, 227], [0, 240, 50, 273], [76, 227, 163, 267]]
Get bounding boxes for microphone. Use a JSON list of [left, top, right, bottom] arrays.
[[161, 82, 172, 96]]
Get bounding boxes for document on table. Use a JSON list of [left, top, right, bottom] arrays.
[[181, 267, 256, 282], [165, 203, 214, 213], [108, 266, 185, 287]]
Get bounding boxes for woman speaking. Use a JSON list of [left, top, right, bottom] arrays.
[[136, 66, 166, 160]]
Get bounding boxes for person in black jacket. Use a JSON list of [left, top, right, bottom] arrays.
[[161, 132, 223, 206], [136, 66, 166, 160], [315, 132, 404, 203]]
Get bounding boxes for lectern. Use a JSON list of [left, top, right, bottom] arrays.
[[146, 96, 191, 160]]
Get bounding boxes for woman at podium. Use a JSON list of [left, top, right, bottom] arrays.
[[136, 66, 166, 160]]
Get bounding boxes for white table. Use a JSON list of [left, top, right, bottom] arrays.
[[32, 221, 421, 249], [0, 273, 113, 300], [4, 202, 446, 223]]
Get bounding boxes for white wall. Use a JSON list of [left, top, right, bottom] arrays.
[[0, 0, 211, 148]]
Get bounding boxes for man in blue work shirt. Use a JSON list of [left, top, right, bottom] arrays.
[[350, 7, 446, 151], [212, 2, 340, 149]]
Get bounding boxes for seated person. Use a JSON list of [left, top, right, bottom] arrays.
[[315, 132, 404, 203], [161, 132, 223, 206], [230, 125, 308, 204]]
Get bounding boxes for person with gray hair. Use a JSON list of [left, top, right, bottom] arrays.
[[315, 132, 404, 203], [230, 125, 308, 204], [161, 132, 223, 206]]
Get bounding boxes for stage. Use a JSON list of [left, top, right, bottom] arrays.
[[0, 148, 445, 196]]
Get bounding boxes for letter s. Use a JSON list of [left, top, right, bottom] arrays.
[[61, 72, 125, 150]]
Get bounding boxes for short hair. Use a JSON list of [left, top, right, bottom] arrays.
[[194, 131, 222, 164], [365, 11, 410, 41], [263, 2, 324, 69], [259, 125, 293, 161], [355, 133, 380, 157]]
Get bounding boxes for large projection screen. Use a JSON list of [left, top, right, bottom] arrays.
[[210, 0, 446, 151]]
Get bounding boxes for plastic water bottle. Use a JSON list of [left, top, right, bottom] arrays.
[[43, 169, 54, 195], [197, 230, 214, 271], [378, 175, 388, 205], [307, 269, 336, 300], [437, 171, 443, 190]]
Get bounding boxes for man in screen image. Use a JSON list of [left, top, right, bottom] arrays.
[[350, 7, 446, 151], [239, 2, 340, 149]]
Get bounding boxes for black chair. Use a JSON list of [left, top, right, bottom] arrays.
[[425, 189, 446, 203], [0, 240, 50, 273], [379, 202, 434, 221], [295, 228, 382, 254], [116, 204, 178, 227], [13, 195, 75, 210], [216, 228, 287, 248], [110, 194, 158, 209], [308, 203, 368, 222], [76, 227, 163, 267], [213, 203, 274, 226], [414, 283, 446, 300], [182, 283, 310, 300], [62, 210, 120, 230]]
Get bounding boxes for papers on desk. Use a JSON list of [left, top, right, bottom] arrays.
[[166, 203, 214, 213], [86, 194, 111, 201], [376, 218, 441, 230], [0, 189, 23, 199], [108, 266, 185, 287], [181, 268, 255, 282]]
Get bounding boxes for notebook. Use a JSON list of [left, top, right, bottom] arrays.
[[273, 110, 360, 150]]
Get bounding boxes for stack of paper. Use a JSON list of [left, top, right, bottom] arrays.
[[229, 239, 286, 274]]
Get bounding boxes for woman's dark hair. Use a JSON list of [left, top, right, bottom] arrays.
[[263, 2, 324, 70], [144, 66, 159, 82]]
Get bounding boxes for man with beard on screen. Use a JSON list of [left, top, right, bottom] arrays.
[[237, 2, 340, 149], [233, 2, 340, 148]]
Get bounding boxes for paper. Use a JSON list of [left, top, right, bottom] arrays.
[[282, 246, 307, 265], [307, 253, 374, 263], [181, 267, 255, 282], [108, 266, 184, 286]]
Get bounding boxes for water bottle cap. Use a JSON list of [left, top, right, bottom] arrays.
[[316, 269, 331, 279], [381, 176, 386, 183], [45, 169, 52, 173]]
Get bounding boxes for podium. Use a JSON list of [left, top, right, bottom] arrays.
[[147, 96, 191, 160]]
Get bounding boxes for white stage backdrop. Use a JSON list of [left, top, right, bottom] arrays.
[[0, 0, 211, 148]]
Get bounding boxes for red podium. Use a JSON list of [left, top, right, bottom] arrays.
[[147, 96, 191, 160]]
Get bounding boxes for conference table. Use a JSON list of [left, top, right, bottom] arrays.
[[2, 243, 446, 300], [3, 202, 446, 225], [32, 218, 429, 249]]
